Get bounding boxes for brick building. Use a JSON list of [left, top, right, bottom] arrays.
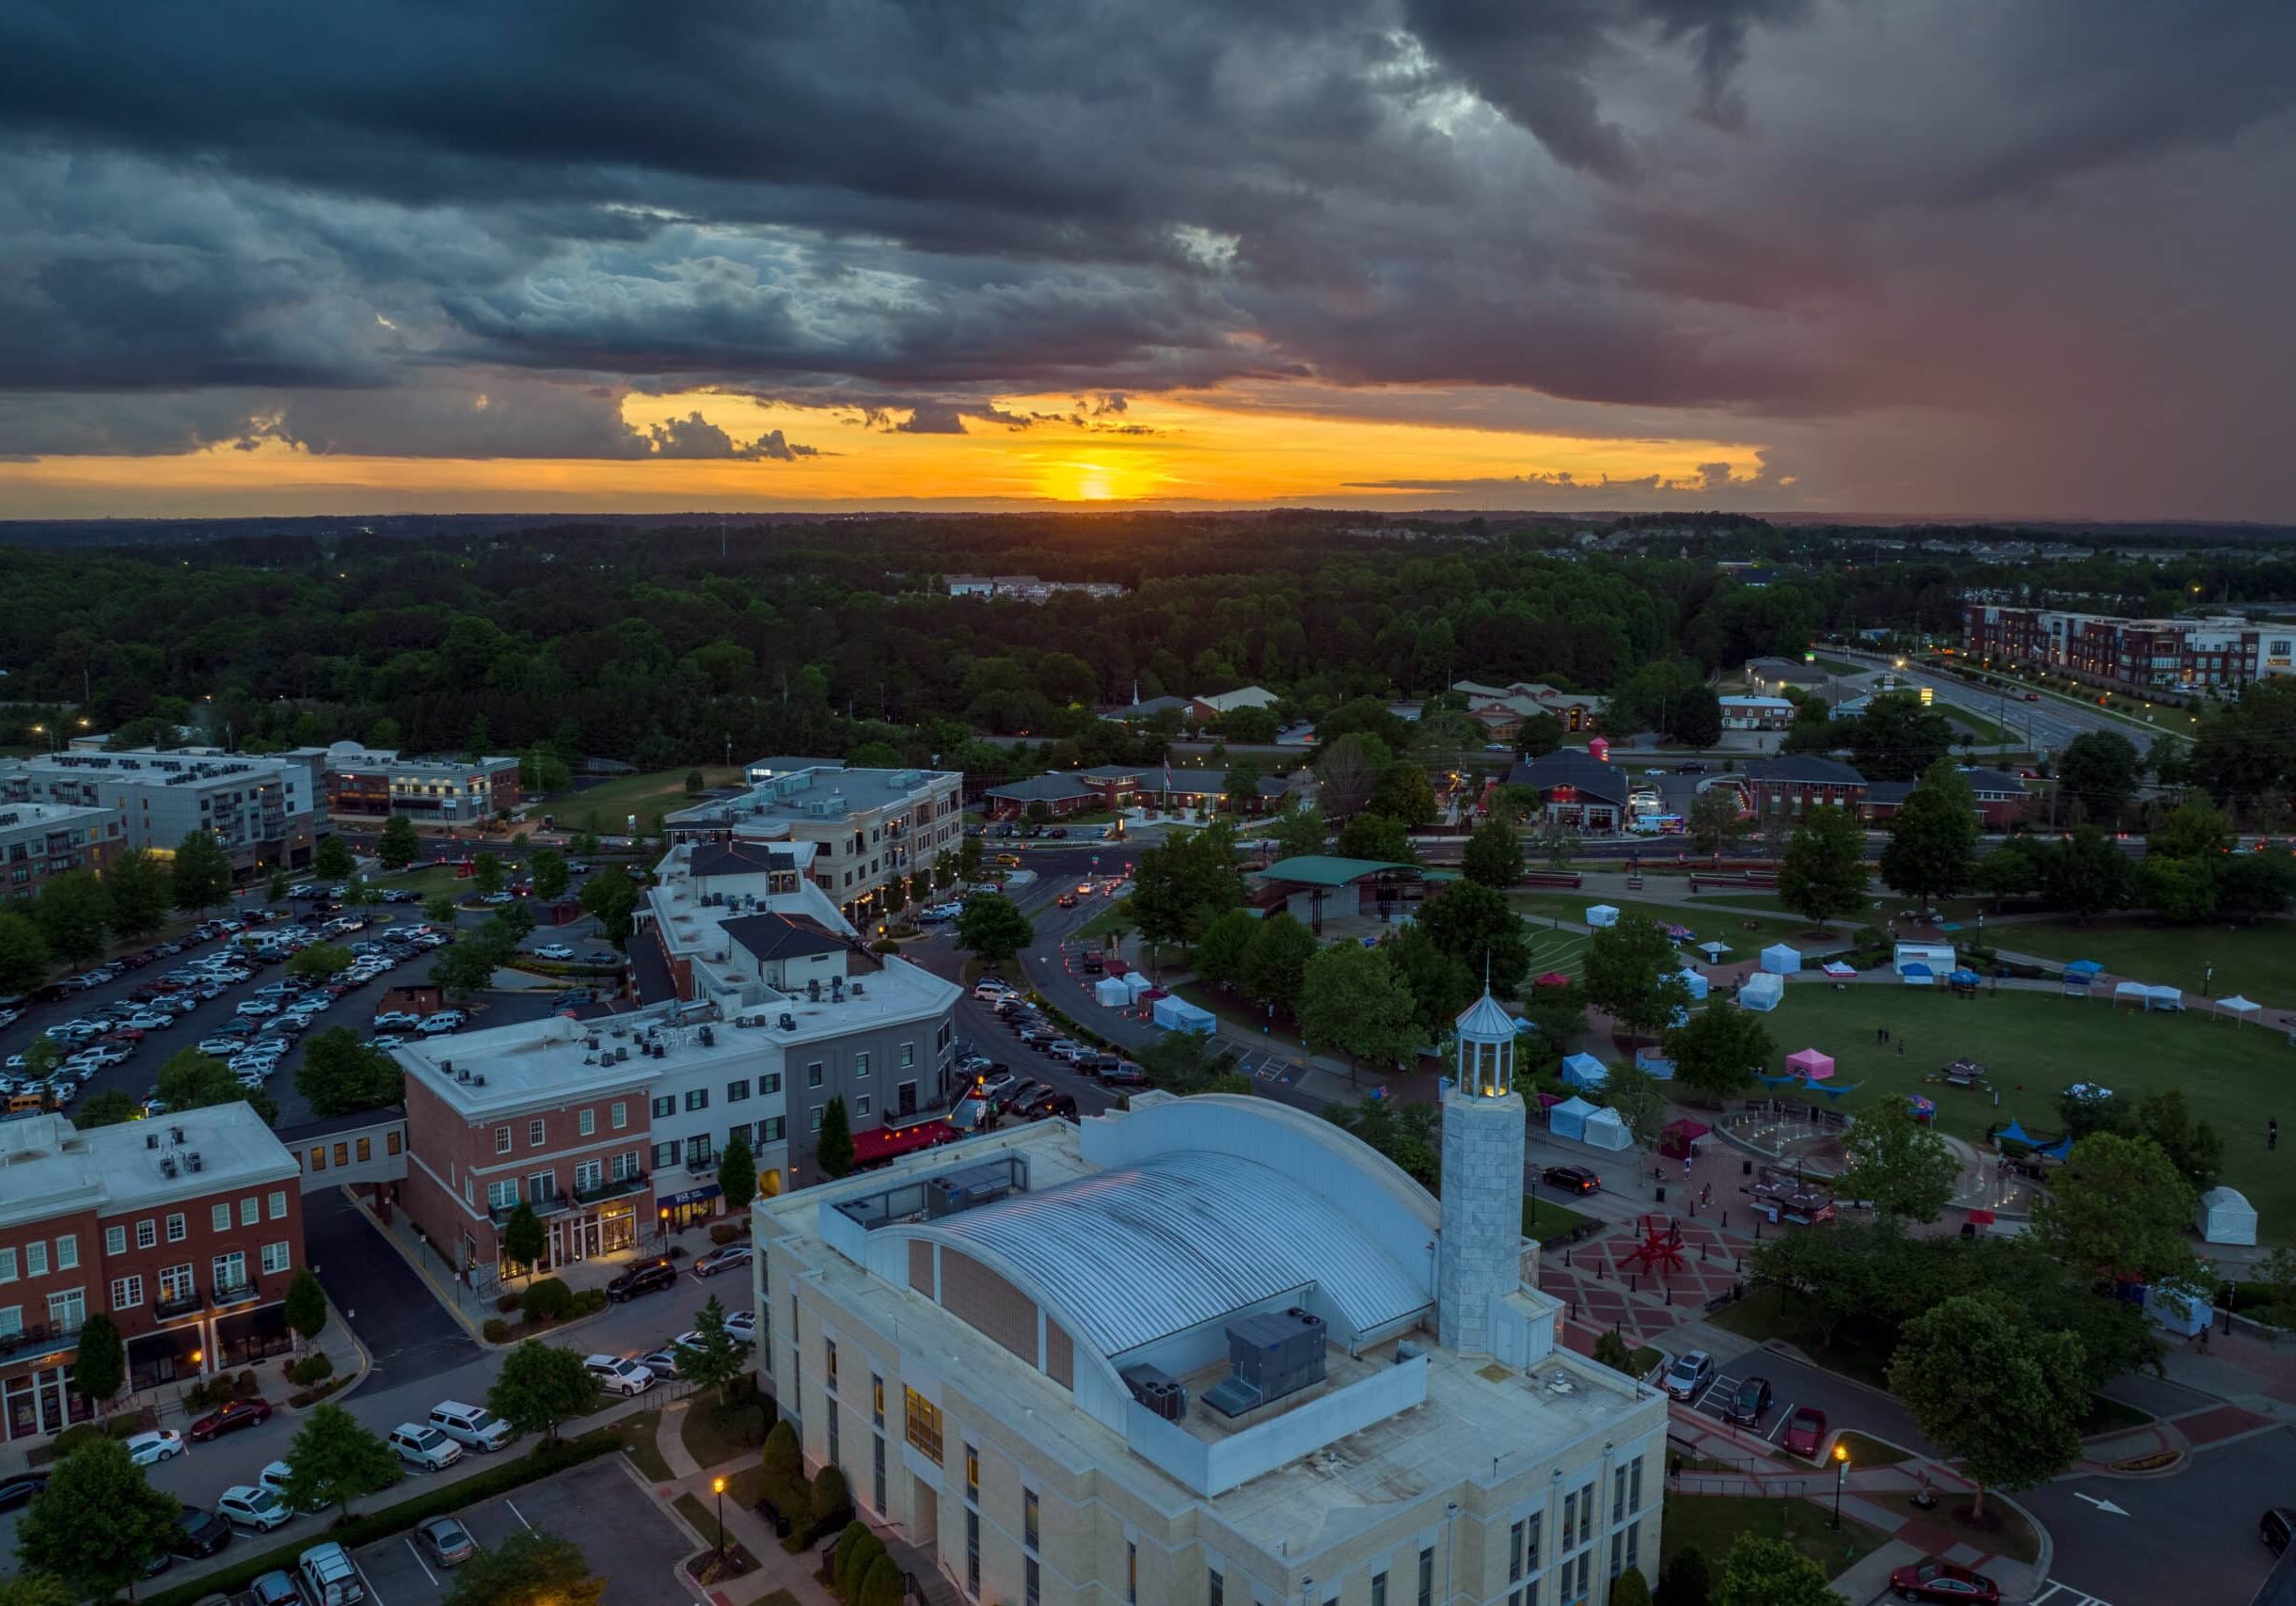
[[665, 763, 964, 922], [1962, 604, 2296, 694], [0, 1105, 305, 1444], [289, 742, 523, 822], [0, 801, 124, 899], [1735, 755, 1867, 818]]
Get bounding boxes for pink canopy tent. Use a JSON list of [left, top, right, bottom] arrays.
[[1785, 1047, 1835, 1081], [1534, 972, 1574, 989]]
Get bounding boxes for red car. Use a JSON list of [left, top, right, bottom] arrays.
[[1781, 1407, 1827, 1460], [1889, 1560, 2000, 1603], [102, 1027, 147, 1043], [188, 1398, 273, 1442]]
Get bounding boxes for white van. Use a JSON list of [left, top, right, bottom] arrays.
[[427, 1400, 512, 1452], [387, 1422, 464, 1471]]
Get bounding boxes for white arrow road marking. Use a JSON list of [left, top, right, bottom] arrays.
[[2072, 1491, 2130, 1516]]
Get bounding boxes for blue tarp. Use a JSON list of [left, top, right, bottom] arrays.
[[1949, 969, 1981, 985], [2066, 959, 2104, 978], [1901, 962, 1933, 978], [1807, 1080, 1861, 1100], [1755, 1071, 1802, 1088]]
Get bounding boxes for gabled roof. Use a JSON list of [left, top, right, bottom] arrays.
[[721, 912, 848, 963], [1956, 767, 2029, 795], [1747, 755, 1865, 786], [1507, 748, 1631, 805], [982, 773, 1100, 802], [1259, 855, 1425, 887]]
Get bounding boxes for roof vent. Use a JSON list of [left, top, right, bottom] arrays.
[[440, 1059, 452, 1075], [778, 1012, 796, 1031], [145, 1133, 158, 1151], [473, 1073, 486, 1087], [170, 1126, 186, 1143]]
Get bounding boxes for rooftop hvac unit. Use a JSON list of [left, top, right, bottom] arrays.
[[145, 1132, 158, 1150], [849, 981, 865, 995], [1204, 1309, 1327, 1418], [925, 1163, 1016, 1218], [1119, 1364, 1186, 1420], [614, 1046, 628, 1062], [170, 1126, 185, 1143], [698, 1025, 715, 1046], [185, 1153, 203, 1173], [473, 1074, 486, 1086], [441, 1059, 453, 1075], [161, 1158, 178, 1178], [778, 1013, 797, 1031]]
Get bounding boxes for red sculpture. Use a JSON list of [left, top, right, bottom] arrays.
[[1617, 1216, 1688, 1281]]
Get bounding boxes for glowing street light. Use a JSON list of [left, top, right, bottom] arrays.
[[712, 1475, 727, 1565], [1832, 1441, 1850, 1529]]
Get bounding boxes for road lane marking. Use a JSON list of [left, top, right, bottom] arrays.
[[505, 1496, 535, 1531], [403, 1536, 438, 1587], [2070, 1490, 2129, 1516]]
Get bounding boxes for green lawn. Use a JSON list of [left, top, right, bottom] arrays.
[[1077, 904, 1136, 940], [377, 864, 475, 899], [1513, 892, 1829, 943], [1809, 656, 1861, 676], [1748, 984, 2296, 1235], [1524, 925, 1591, 981], [604, 1409, 672, 1483], [1522, 1195, 1597, 1240], [1661, 1492, 1887, 1574], [1831, 1431, 1911, 1468], [1708, 1285, 1893, 1391], [1979, 914, 2296, 1007], [679, 1392, 770, 1471], [549, 766, 744, 831]]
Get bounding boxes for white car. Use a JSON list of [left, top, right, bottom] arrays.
[[217, 1483, 294, 1532], [416, 1012, 466, 1036], [125, 1429, 185, 1466], [972, 980, 1017, 1002], [372, 1011, 421, 1030], [533, 945, 576, 961], [236, 999, 279, 1017], [124, 1011, 176, 1030], [68, 1044, 130, 1071], [582, 1354, 655, 1395], [198, 1036, 248, 1057], [724, 1310, 756, 1343]]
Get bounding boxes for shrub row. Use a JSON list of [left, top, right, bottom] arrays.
[[143, 1428, 623, 1606]]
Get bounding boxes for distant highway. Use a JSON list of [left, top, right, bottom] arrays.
[[1828, 646, 2183, 756]]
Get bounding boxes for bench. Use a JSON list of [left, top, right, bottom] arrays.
[[1519, 872, 1584, 889]]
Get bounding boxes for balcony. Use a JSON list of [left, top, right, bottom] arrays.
[[490, 1194, 572, 1227], [212, 1279, 259, 1310], [575, 1170, 650, 1206], [0, 1321, 81, 1363], [154, 1286, 201, 1321]]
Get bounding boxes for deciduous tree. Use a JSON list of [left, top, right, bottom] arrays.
[[1191, 907, 1261, 989], [294, 1026, 404, 1116], [1713, 1534, 1844, 1606], [676, 1296, 750, 1403], [1127, 820, 1244, 946], [377, 812, 421, 870], [68, 1313, 123, 1412], [486, 1342, 601, 1445], [1777, 803, 1869, 926], [471, 851, 505, 896], [284, 1267, 329, 1341], [34, 872, 110, 968], [529, 847, 570, 899], [170, 829, 233, 914], [2032, 1133, 2206, 1286], [1298, 943, 1420, 1082], [1663, 1001, 1773, 1103], [499, 1201, 546, 1278], [1461, 818, 1524, 889], [1583, 914, 1687, 1043], [2041, 826, 2134, 923], [1686, 788, 1747, 859], [1368, 762, 1437, 827], [287, 941, 355, 983], [1263, 802, 1328, 860], [1888, 1294, 2087, 1520], [12, 1438, 180, 1599], [1838, 1097, 1958, 1223], [0, 912, 49, 995], [1383, 925, 1478, 1042], [1414, 880, 1529, 997], [1239, 913, 1317, 1011], [815, 1096, 855, 1179], [1878, 760, 1978, 909], [953, 892, 1034, 966], [1594, 1058, 1669, 1150], [314, 835, 356, 881], [2059, 730, 2142, 825], [103, 848, 173, 941], [442, 1527, 607, 1606], [719, 1130, 757, 1215]]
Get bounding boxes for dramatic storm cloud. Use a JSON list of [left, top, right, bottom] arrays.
[[0, 0, 2291, 515]]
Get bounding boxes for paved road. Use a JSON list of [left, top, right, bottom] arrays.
[[1829, 646, 2183, 757], [304, 1188, 481, 1379], [2020, 1423, 2293, 1606]]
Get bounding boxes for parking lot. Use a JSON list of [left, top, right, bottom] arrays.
[[347, 1456, 694, 1605], [0, 881, 613, 1129], [1677, 1361, 1809, 1452]]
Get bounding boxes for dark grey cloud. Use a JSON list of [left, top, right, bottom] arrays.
[[0, 1, 2291, 513]]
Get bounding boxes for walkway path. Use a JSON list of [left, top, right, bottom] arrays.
[[641, 1402, 833, 1606]]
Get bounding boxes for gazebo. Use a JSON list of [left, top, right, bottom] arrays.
[[1784, 1047, 1834, 1081]]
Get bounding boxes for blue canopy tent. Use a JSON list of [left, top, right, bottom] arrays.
[[2065, 960, 2103, 979], [1549, 1095, 1597, 1142], [2034, 1136, 2072, 1159], [1998, 1119, 2043, 1147], [1635, 1046, 1676, 1080], [1560, 1052, 1608, 1089], [1900, 962, 1935, 987], [1678, 967, 1711, 1001]]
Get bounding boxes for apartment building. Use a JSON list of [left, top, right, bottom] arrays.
[[0, 749, 319, 875], [1962, 604, 2296, 693], [286, 741, 522, 821], [0, 801, 124, 898], [664, 763, 964, 921], [0, 1105, 306, 1443], [753, 1003, 1664, 1606]]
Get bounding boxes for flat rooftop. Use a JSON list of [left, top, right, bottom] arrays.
[[0, 800, 113, 834], [0, 1105, 301, 1230], [668, 764, 956, 825], [4, 750, 293, 785]]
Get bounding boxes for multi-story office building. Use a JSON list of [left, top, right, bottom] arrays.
[[0, 801, 124, 898], [0, 749, 319, 875], [399, 846, 958, 1274], [753, 1000, 1664, 1606], [0, 1105, 306, 1443], [1962, 605, 2296, 693], [286, 742, 523, 822], [665, 763, 963, 921]]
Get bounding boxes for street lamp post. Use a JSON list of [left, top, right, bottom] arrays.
[[1832, 1442, 1850, 1529], [713, 1474, 726, 1565]]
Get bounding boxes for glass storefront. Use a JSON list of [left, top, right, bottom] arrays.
[[128, 1324, 205, 1392], [215, 1304, 293, 1371], [4, 1363, 91, 1443]]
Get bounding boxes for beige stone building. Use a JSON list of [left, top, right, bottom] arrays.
[[753, 998, 1665, 1605]]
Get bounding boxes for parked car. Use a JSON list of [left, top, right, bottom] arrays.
[[1725, 1375, 1773, 1427], [388, 1422, 464, 1471], [1096, 1060, 1151, 1087], [217, 1483, 295, 1532], [584, 1354, 656, 1395], [245, 1569, 304, 1606], [191, 1398, 275, 1441], [169, 1503, 235, 1558], [416, 1011, 466, 1035], [691, 1244, 752, 1279], [1541, 1165, 1601, 1196], [638, 1348, 685, 1381], [372, 1010, 422, 1030], [198, 1035, 249, 1057], [427, 1400, 513, 1452], [725, 1309, 756, 1344], [235, 999, 279, 1017], [125, 1428, 186, 1465], [606, 1257, 678, 1301], [1887, 1560, 2002, 1603], [2264, 1506, 2296, 1554], [1662, 1351, 1715, 1401], [299, 1539, 369, 1604], [534, 944, 576, 961], [0, 1471, 47, 1511], [1781, 1407, 1828, 1460], [1024, 1090, 1079, 1121], [417, 1515, 478, 1567]]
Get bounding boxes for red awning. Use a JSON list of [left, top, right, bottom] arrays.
[[851, 1121, 957, 1167]]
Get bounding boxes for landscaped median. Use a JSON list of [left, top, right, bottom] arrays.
[[143, 1427, 625, 1606]]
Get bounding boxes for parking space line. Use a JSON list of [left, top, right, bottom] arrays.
[[1765, 1401, 1795, 1441], [403, 1536, 438, 1587], [359, 1560, 388, 1606], [505, 1497, 534, 1531]]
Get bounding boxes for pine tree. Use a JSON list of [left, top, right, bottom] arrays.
[[719, 1130, 757, 1214], [68, 1313, 124, 1413], [816, 1096, 856, 1178]]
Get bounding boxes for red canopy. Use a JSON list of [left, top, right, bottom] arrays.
[[1663, 1118, 1712, 1140], [1535, 972, 1573, 988], [850, 1120, 958, 1169]]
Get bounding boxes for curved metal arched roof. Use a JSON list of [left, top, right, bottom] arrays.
[[900, 1149, 1431, 1359]]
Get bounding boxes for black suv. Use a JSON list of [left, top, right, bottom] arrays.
[[170, 1504, 234, 1559], [1726, 1375, 1774, 1427], [1542, 1165, 1601, 1196], [606, 1257, 678, 1302]]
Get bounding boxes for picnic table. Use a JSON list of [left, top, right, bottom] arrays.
[[1941, 1057, 1987, 1088]]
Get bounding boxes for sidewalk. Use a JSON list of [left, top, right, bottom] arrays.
[[641, 1399, 834, 1606]]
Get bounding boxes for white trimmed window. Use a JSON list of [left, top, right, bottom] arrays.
[[210, 1202, 230, 1232], [268, 1191, 287, 1220], [111, 1275, 144, 1310], [0, 1248, 15, 1283], [54, 1236, 75, 1271], [495, 1125, 513, 1154], [135, 1219, 156, 1249], [24, 1242, 47, 1278], [105, 1226, 127, 1256], [240, 1198, 259, 1227], [261, 1243, 290, 1275], [578, 1108, 595, 1137]]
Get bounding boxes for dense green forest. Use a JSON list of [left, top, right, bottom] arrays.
[[0, 515, 2287, 782]]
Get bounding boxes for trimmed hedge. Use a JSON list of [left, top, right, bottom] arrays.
[[483, 1317, 514, 1343], [143, 1426, 623, 1606], [287, 1353, 334, 1387]]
